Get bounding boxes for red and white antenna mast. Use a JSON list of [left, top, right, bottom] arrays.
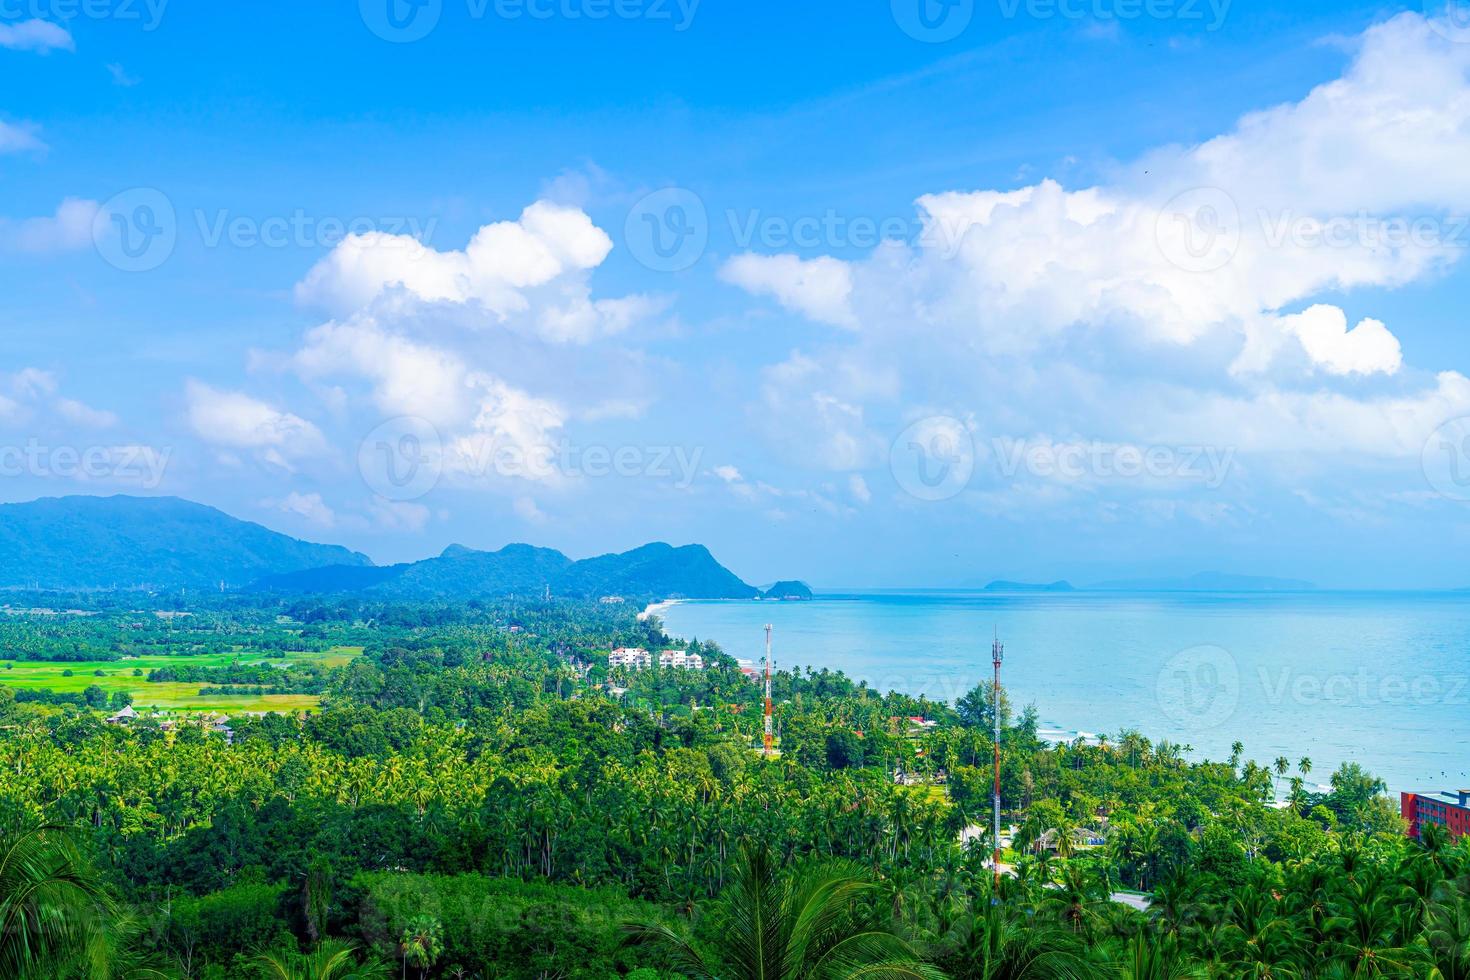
[[763, 624, 774, 758], [992, 630, 1004, 890]]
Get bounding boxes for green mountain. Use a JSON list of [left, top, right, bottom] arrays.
[[0, 495, 371, 590], [552, 543, 758, 600], [253, 541, 759, 601], [0, 494, 768, 600]]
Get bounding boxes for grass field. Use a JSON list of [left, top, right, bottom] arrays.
[[0, 646, 363, 713]]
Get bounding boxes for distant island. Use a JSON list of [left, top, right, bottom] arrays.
[[762, 580, 814, 600], [983, 580, 1076, 592]]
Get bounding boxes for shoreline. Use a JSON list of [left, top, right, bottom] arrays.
[[638, 599, 682, 621], [647, 594, 1438, 797]]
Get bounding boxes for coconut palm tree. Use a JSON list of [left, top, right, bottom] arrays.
[[624, 843, 941, 979], [1425, 877, 1470, 980], [1111, 932, 1206, 979], [252, 940, 390, 980], [0, 825, 114, 980], [938, 898, 1092, 979], [1273, 758, 1290, 794]]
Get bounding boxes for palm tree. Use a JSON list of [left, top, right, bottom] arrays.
[[253, 940, 390, 980], [1042, 862, 1109, 939], [1424, 876, 1470, 980], [0, 825, 114, 980], [1111, 932, 1205, 979], [938, 898, 1092, 979], [1298, 757, 1312, 783], [397, 916, 442, 980], [624, 844, 941, 979]]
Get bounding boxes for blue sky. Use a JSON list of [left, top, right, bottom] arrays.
[[5, 0, 1470, 588]]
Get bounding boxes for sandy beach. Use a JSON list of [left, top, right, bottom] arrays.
[[638, 599, 682, 621]]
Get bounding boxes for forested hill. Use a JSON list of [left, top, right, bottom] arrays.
[[0, 494, 768, 599], [0, 495, 370, 590], [252, 540, 762, 600]]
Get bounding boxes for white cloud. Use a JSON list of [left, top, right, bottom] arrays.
[[10, 368, 56, 399], [184, 381, 326, 469], [849, 474, 872, 504], [720, 253, 856, 328], [757, 353, 888, 471], [0, 199, 99, 253], [271, 491, 336, 528], [294, 200, 651, 344], [726, 12, 1470, 497], [713, 465, 743, 483], [367, 497, 430, 532], [0, 19, 73, 53], [106, 63, 140, 87], [1281, 304, 1403, 376], [55, 397, 119, 429], [513, 496, 547, 523], [445, 379, 567, 485], [293, 317, 471, 428], [0, 120, 45, 154], [290, 316, 570, 487]]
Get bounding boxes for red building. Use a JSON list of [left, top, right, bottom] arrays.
[[1402, 790, 1470, 840]]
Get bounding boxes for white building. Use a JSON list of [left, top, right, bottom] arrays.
[[609, 647, 651, 669], [658, 649, 704, 670]]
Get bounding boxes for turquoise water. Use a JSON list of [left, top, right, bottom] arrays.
[[661, 591, 1470, 795]]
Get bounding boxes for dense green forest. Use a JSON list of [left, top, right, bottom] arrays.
[[0, 594, 1462, 978]]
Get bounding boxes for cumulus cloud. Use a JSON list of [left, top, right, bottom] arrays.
[[55, 398, 119, 429], [0, 370, 121, 433], [0, 199, 98, 253], [720, 253, 856, 328], [185, 381, 326, 469], [721, 12, 1470, 494], [283, 200, 660, 496], [271, 491, 337, 527], [0, 19, 73, 53], [0, 120, 45, 154], [1280, 305, 1403, 377], [290, 316, 570, 487], [513, 496, 547, 523], [295, 200, 653, 344]]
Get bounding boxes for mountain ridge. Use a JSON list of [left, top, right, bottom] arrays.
[[0, 495, 370, 590], [253, 540, 760, 601], [0, 495, 766, 599]]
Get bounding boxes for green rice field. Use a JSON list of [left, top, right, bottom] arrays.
[[0, 646, 362, 713]]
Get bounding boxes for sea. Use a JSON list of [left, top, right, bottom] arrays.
[[660, 590, 1470, 796]]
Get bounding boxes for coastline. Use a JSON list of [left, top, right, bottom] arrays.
[[638, 599, 682, 621], [651, 592, 1451, 796]]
